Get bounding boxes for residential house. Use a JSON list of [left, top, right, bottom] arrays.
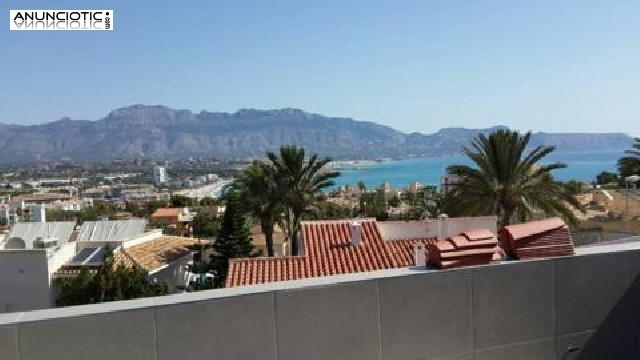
[[151, 207, 195, 236], [226, 216, 498, 287]]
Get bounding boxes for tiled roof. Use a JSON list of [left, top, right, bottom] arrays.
[[499, 218, 574, 260], [151, 208, 183, 218], [112, 249, 137, 269], [226, 220, 436, 287], [115, 236, 208, 272], [428, 229, 501, 269]]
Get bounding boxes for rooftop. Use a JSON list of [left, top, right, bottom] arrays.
[[10, 193, 73, 204], [1, 237, 640, 359], [227, 216, 577, 287], [77, 220, 148, 242], [227, 219, 435, 287], [2, 221, 75, 249], [115, 236, 208, 272], [151, 208, 184, 218]]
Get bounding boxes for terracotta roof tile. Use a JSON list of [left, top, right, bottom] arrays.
[[119, 236, 209, 272], [151, 208, 183, 218], [499, 218, 574, 260], [226, 220, 436, 287], [427, 229, 501, 269], [113, 249, 137, 269]]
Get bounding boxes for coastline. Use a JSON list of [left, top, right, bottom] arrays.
[[173, 179, 233, 199], [331, 151, 621, 189]]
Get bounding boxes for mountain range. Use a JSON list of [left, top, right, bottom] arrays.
[[0, 105, 633, 163]]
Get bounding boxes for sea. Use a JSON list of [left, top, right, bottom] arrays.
[[332, 150, 625, 189]]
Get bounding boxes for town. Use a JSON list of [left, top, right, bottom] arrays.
[[1, 133, 639, 309], [3, 1, 640, 359]]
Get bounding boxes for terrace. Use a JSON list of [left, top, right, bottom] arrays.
[[1, 235, 640, 359]]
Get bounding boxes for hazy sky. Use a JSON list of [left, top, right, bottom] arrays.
[[2, 0, 639, 135]]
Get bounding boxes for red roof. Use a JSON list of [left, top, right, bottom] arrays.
[[226, 220, 436, 287], [151, 207, 183, 218]]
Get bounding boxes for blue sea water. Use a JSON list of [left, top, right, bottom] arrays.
[[332, 150, 624, 189]]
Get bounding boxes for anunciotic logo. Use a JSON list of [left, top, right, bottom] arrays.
[[10, 10, 113, 30]]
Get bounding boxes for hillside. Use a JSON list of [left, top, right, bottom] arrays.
[[0, 105, 633, 163]]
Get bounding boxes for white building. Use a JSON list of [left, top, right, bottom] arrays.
[[0, 219, 208, 313], [408, 181, 423, 193], [153, 165, 167, 186], [0, 222, 76, 312]]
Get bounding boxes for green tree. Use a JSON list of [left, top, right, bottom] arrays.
[[304, 201, 354, 220], [55, 248, 168, 306], [267, 146, 340, 255], [596, 171, 619, 185], [170, 195, 193, 207], [446, 129, 581, 226], [192, 212, 219, 238], [359, 192, 389, 220], [211, 192, 254, 287], [199, 196, 218, 206], [233, 161, 282, 256], [147, 200, 169, 215], [618, 138, 640, 178], [564, 180, 583, 195], [388, 195, 401, 207]]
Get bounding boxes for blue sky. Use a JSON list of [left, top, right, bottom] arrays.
[[2, 0, 639, 135]]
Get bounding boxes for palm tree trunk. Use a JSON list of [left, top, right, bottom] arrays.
[[261, 219, 275, 257], [290, 214, 301, 256], [283, 208, 302, 256]]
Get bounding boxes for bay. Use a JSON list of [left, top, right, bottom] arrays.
[[332, 150, 624, 189]]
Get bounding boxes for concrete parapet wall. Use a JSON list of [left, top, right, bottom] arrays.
[[2, 243, 640, 359]]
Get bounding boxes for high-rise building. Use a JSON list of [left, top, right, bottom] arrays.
[[153, 165, 167, 185]]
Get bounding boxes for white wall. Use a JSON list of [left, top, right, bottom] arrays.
[[122, 229, 163, 249], [377, 216, 497, 240], [446, 216, 498, 235], [0, 250, 50, 313], [148, 255, 192, 293], [377, 221, 432, 239], [47, 242, 77, 276]]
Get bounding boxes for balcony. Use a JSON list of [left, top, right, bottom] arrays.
[[1, 238, 640, 359]]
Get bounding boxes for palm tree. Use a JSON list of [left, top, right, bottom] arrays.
[[267, 145, 340, 255], [446, 129, 581, 226], [357, 181, 366, 194], [618, 138, 640, 178], [233, 161, 281, 257]]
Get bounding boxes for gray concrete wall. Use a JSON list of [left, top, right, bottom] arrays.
[[2, 246, 640, 359], [0, 250, 51, 313]]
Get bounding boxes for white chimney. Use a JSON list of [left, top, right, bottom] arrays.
[[350, 221, 362, 246], [438, 213, 449, 239], [413, 244, 426, 266]]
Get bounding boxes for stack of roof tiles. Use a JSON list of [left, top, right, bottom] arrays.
[[499, 218, 574, 260], [226, 220, 436, 287], [428, 229, 501, 269]]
